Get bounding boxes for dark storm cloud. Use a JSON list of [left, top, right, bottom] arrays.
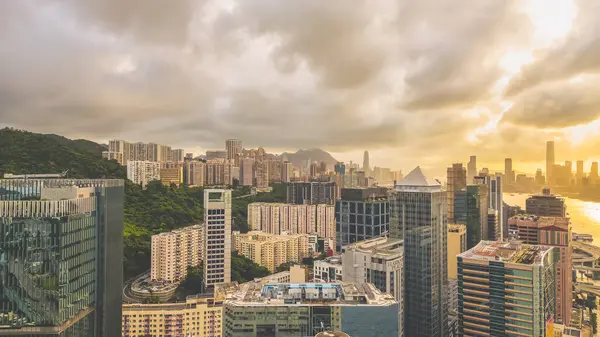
[[505, 0, 600, 96], [503, 77, 600, 128]]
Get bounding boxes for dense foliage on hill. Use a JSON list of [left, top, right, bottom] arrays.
[[231, 183, 286, 233], [0, 128, 125, 178], [231, 252, 270, 283]]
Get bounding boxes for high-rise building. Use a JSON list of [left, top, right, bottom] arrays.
[[205, 159, 234, 186], [171, 149, 185, 162], [335, 187, 389, 251], [160, 167, 183, 186], [363, 151, 370, 173], [122, 295, 223, 337], [591, 161, 599, 185], [342, 237, 404, 305], [204, 189, 232, 289], [285, 182, 337, 205], [217, 281, 401, 337], [547, 140, 555, 185], [504, 158, 514, 184], [508, 215, 572, 324], [184, 160, 206, 186], [487, 209, 499, 241], [102, 150, 124, 165], [526, 188, 566, 217], [225, 139, 242, 166], [447, 163, 467, 224], [458, 241, 557, 337], [239, 158, 255, 186], [233, 231, 310, 272], [447, 224, 467, 279], [576, 160, 584, 184], [467, 155, 477, 184], [535, 168, 545, 185], [0, 178, 124, 336], [454, 184, 489, 249], [282, 161, 293, 183], [335, 162, 346, 175], [127, 160, 161, 188], [151, 225, 203, 282], [255, 160, 269, 189], [268, 159, 282, 183], [309, 162, 319, 177], [206, 150, 227, 160], [390, 167, 448, 336]]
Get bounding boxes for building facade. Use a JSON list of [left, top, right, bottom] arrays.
[[225, 139, 242, 166], [508, 215, 572, 325], [458, 241, 557, 337], [122, 294, 223, 337], [335, 187, 389, 251], [239, 158, 255, 186], [160, 167, 183, 186], [314, 256, 343, 282], [526, 188, 566, 217], [447, 163, 467, 224], [285, 182, 336, 205], [447, 224, 467, 279], [217, 282, 401, 337], [184, 160, 206, 186], [127, 160, 161, 188], [0, 179, 124, 336], [282, 161, 293, 183], [389, 166, 448, 337], [204, 189, 232, 289], [233, 231, 310, 272], [151, 225, 203, 283], [454, 184, 489, 249]]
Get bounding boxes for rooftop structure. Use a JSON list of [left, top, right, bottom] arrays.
[[395, 166, 441, 191], [458, 240, 554, 264]]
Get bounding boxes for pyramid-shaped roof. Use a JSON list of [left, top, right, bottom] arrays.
[[398, 166, 440, 187]]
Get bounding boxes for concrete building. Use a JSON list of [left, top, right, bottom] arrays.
[[363, 151, 370, 174], [171, 148, 184, 162], [184, 160, 206, 186], [447, 224, 467, 279], [576, 160, 584, 184], [268, 159, 283, 183], [458, 241, 557, 337], [204, 189, 232, 289], [206, 150, 227, 160], [342, 237, 403, 309], [454, 184, 489, 249], [205, 159, 234, 186], [217, 281, 401, 337], [547, 140, 555, 185], [233, 231, 310, 272], [122, 294, 222, 337], [0, 179, 124, 336], [314, 256, 343, 282], [447, 163, 467, 224], [389, 166, 448, 337], [160, 167, 183, 186], [487, 209, 499, 241], [102, 150, 124, 165], [127, 160, 161, 188], [239, 158, 255, 186], [475, 174, 505, 240], [335, 187, 389, 251], [247, 203, 335, 247], [225, 139, 242, 166], [505, 157, 514, 184], [151, 225, 203, 283], [508, 215, 572, 325], [526, 188, 566, 217], [467, 155, 477, 185], [282, 161, 293, 183], [285, 181, 337, 205], [255, 160, 269, 189]]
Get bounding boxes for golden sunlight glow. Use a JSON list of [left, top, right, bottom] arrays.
[[566, 119, 600, 146], [525, 0, 576, 48]]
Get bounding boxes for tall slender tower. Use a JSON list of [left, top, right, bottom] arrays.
[[504, 158, 513, 184], [446, 163, 466, 224], [467, 156, 477, 184], [546, 141, 555, 185], [390, 167, 448, 337], [363, 151, 370, 173], [204, 189, 232, 289], [226, 139, 242, 166]]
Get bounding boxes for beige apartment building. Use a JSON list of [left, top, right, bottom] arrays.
[[233, 231, 310, 272], [151, 225, 203, 283], [127, 160, 161, 188], [122, 294, 222, 337], [247, 203, 335, 247], [447, 224, 467, 279], [185, 160, 206, 186]]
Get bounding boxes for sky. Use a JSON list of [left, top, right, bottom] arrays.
[[1, 0, 600, 178]]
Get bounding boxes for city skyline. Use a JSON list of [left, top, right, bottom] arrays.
[[2, 1, 600, 176]]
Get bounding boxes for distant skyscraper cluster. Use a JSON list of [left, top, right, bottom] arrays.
[[104, 139, 184, 165]]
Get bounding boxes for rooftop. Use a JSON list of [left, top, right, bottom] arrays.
[[509, 215, 570, 231], [448, 224, 466, 233], [344, 236, 403, 258], [458, 240, 554, 265], [394, 166, 441, 192], [216, 282, 396, 307]]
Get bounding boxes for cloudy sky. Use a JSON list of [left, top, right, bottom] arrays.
[[1, 0, 600, 177]]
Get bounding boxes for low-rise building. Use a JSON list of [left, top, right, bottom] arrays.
[[122, 294, 222, 337], [216, 282, 401, 337], [314, 256, 343, 282], [233, 231, 310, 272]]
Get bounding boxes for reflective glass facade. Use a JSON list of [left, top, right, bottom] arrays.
[[335, 199, 389, 251], [0, 179, 123, 336]]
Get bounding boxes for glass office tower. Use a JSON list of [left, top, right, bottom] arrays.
[[389, 167, 448, 337], [0, 179, 124, 336]]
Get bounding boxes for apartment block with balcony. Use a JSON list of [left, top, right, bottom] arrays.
[[233, 231, 310, 272], [150, 225, 203, 283]]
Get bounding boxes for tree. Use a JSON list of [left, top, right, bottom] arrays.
[[276, 262, 295, 273], [587, 295, 597, 311], [231, 252, 269, 283]]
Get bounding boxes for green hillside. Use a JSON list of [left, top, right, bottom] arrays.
[[0, 127, 125, 179]]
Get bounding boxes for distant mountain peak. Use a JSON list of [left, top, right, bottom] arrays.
[[281, 148, 338, 168]]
